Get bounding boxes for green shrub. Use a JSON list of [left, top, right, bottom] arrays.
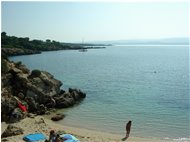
[[30, 69, 41, 77], [2, 45, 15, 48], [1, 52, 8, 60], [1, 59, 9, 73], [15, 61, 22, 67]]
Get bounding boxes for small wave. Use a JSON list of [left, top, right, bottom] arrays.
[[164, 137, 190, 142], [173, 138, 190, 142]]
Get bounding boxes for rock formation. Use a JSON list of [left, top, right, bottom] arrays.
[[1, 48, 41, 56], [1, 57, 86, 123], [1, 124, 24, 138], [51, 113, 65, 121]]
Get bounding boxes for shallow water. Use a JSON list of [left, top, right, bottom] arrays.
[[10, 45, 189, 140]]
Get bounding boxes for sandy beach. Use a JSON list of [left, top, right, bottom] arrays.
[[1, 116, 175, 142]]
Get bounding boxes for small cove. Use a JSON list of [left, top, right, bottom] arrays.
[[10, 45, 189, 141]]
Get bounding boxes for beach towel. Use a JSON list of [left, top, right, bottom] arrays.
[[18, 102, 28, 112], [14, 96, 28, 112], [60, 134, 79, 142], [64, 139, 79, 142], [23, 133, 46, 142]]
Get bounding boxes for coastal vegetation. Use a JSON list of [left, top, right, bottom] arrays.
[[1, 32, 82, 56], [1, 32, 84, 51], [1, 32, 106, 56]]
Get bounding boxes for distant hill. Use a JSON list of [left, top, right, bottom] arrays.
[[1, 32, 85, 51], [89, 38, 189, 45]]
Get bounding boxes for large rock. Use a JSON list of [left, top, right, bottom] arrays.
[[1, 89, 26, 122], [1, 93, 17, 122], [53, 88, 86, 109], [15, 61, 30, 74], [71, 91, 80, 101], [27, 71, 62, 102], [25, 97, 38, 113], [51, 113, 65, 121], [2, 60, 62, 101], [69, 88, 86, 98], [55, 96, 75, 108], [1, 73, 12, 87], [36, 104, 47, 115], [44, 95, 56, 108], [1, 124, 24, 138]]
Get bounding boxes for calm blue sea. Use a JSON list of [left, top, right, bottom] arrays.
[[10, 45, 190, 141]]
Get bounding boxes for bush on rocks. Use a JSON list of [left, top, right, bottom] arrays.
[[1, 59, 9, 74], [30, 69, 41, 78]]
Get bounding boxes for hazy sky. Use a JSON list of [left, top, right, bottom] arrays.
[[1, 2, 189, 42]]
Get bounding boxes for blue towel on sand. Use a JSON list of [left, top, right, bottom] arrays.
[[23, 133, 46, 142], [60, 134, 79, 142], [64, 140, 79, 142]]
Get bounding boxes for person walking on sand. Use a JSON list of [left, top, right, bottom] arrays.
[[126, 120, 132, 138], [122, 120, 132, 141]]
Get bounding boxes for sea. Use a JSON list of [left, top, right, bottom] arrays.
[[10, 45, 190, 141]]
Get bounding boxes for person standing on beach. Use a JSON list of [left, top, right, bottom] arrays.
[[48, 130, 56, 142], [122, 120, 132, 141], [126, 120, 132, 138]]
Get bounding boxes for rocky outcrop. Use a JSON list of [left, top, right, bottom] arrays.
[[53, 88, 86, 108], [1, 125, 24, 138], [1, 48, 41, 56], [51, 113, 65, 121], [1, 58, 86, 122]]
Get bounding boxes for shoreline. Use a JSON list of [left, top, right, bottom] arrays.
[[1, 116, 176, 142], [2, 49, 189, 142]]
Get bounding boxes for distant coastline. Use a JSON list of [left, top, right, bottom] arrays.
[[1, 32, 107, 57], [112, 44, 189, 46], [90, 37, 189, 45]]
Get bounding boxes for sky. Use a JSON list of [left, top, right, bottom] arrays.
[[1, 1, 189, 42]]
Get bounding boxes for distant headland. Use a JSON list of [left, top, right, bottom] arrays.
[[1, 32, 107, 57]]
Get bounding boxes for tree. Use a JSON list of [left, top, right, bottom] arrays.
[[1, 32, 7, 37], [1, 32, 9, 45], [46, 39, 51, 43]]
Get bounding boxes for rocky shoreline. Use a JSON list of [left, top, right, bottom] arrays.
[[1, 48, 41, 57], [1, 56, 86, 123], [2, 46, 106, 57]]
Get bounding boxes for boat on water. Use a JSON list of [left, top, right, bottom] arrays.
[[79, 48, 88, 52]]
